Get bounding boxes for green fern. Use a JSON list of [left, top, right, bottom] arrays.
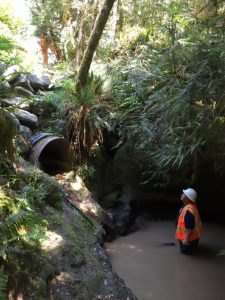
[[0, 185, 47, 259], [0, 210, 47, 259]]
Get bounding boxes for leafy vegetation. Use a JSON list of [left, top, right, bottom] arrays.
[[29, 0, 102, 63], [27, 0, 225, 189], [1, 0, 225, 295], [0, 164, 48, 298], [65, 73, 111, 160], [0, 1, 23, 65], [103, 0, 225, 187]]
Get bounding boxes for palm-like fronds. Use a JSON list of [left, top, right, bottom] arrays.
[[66, 73, 110, 160]]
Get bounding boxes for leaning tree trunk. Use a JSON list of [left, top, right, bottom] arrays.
[[117, 0, 124, 32], [76, 0, 116, 90], [75, 0, 90, 66]]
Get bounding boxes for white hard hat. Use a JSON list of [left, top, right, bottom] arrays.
[[182, 188, 197, 203]]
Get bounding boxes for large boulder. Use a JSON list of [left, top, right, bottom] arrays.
[[1, 97, 24, 107], [0, 97, 30, 111], [0, 81, 11, 95], [14, 109, 38, 129], [13, 74, 35, 93], [3, 65, 20, 79], [40, 76, 51, 89], [14, 86, 34, 98], [6, 73, 52, 93], [26, 74, 51, 92]]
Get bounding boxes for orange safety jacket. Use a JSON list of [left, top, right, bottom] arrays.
[[176, 203, 203, 241]]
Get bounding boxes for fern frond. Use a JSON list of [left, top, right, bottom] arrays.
[[4, 210, 46, 243]]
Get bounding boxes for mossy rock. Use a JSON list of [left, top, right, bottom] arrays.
[[101, 190, 122, 209], [18, 165, 64, 209], [0, 109, 18, 159]]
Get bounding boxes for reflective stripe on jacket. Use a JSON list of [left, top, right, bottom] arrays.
[[176, 203, 203, 241]]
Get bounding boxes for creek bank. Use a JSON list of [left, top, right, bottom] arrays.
[[36, 167, 138, 300], [3, 161, 138, 300], [40, 201, 137, 300]]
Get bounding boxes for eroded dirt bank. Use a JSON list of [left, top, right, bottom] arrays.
[[106, 221, 225, 300]]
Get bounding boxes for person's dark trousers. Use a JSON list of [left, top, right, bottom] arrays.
[[179, 239, 199, 255]]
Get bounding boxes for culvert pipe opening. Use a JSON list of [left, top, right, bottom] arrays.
[[29, 136, 74, 175]]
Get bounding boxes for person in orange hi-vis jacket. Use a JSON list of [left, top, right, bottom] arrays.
[[176, 188, 203, 255]]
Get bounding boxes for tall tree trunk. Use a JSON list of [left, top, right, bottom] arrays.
[[75, 0, 89, 66], [92, 0, 100, 24], [76, 0, 116, 90], [132, 0, 137, 25], [110, 0, 118, 47], [117, 0, 123, 32]]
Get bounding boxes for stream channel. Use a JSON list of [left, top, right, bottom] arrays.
[[106, 220, 225, 300]]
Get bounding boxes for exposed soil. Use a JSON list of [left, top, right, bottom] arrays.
[[43, 172, 137, 300]]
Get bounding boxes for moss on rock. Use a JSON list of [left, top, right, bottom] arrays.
[[0, 109, 18, 160]]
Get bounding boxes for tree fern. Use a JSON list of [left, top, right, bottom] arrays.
[[66, 73, 110, 160]]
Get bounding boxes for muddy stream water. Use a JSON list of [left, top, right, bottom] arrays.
[[106, 221, 225, 300]]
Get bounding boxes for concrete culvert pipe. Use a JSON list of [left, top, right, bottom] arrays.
[[29, 135, 74, 175]]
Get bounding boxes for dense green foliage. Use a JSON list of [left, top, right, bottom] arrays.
[[0, 1, 23, 65], [28, 0, 225, 187], [2, 0, 225, 293], [64, 74, 111, 160], [29, 0, 101, 62], [0, 164, 49, 297], [106, 0, 225, 186], [29, 0, 67, 60]]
